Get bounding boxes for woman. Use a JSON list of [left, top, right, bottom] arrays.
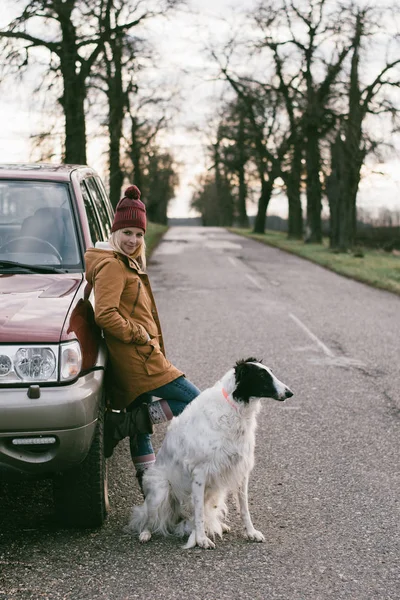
[[85, 185, 200, 491]]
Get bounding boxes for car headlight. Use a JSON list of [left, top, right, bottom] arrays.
[[60, 340, 82, 381], [14, 347, 57, 381], [0, 342, 83, 384]]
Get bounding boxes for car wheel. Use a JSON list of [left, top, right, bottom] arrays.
[[53, 396, 109, 528]]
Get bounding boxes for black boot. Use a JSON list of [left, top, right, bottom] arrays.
[[104, 405, 153, 458]]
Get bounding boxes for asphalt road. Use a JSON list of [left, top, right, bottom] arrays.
[[1, 227, 399, 600]]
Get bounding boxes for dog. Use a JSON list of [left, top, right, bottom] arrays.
[[126, 357, 293, 549]]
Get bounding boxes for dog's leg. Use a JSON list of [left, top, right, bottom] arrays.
[[183, 469, 215, 550], [205, 492, 229, 538], [238, 475, 265, 542]]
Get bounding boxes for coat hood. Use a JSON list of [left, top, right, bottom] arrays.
[[85, 244, 116, 286], [85, 242, 144, 286]]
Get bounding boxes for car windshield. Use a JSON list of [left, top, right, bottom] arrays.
[[0, 180, 81, 269]]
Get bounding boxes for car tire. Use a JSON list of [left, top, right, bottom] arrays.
[[53, 395, 109, 528]]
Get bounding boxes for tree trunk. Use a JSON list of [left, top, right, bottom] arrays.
[[107, 33, 124, 209], [214, 139, 233, 226], [129, 117, 143, 191], [237, 108, 249, 227], [253, 176, 274, 234], [304, 128, 323, 243], [109, 118, 124, 210], [328, 14, 365, 252], [327, 134, 364, 251], [326, 134, 342, 249], [58, 17, 87, 164], [285, 142, 303, 239], [237, 164, 248, 227], [344, 15, 365, 249]]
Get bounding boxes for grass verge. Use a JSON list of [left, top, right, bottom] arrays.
[[145, 222, 168, 258], [230, 228, 400, 296]]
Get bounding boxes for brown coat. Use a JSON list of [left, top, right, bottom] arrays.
[[85, 247, 183, 409]]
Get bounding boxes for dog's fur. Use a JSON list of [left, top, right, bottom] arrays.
[[126, 358, 293, 549]]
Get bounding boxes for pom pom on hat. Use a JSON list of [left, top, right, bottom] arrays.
[[124, 185, 141, 200], [111, 185, 147, 233]]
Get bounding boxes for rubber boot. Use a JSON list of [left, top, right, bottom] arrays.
[[104, 405, 153, 458]]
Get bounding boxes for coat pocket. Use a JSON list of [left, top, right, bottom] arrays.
[[135, 339, 170, 375]]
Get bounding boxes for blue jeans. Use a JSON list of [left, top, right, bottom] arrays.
[[128, 376, 200, 471]]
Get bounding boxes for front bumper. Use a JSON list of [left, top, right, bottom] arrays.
[[0, 369, 104, 476]]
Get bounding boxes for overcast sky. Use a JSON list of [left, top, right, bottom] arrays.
[[0, 0, 399, 219]]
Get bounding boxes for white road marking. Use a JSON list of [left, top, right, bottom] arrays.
[[228, 256, 239, 268], [245, 273, 264, 290], [289, 313, 335, 358], [205, 241, 242, 249], [228, 256, 280, 286], [156, 242, 184, 255], [309, 356, 366, 368]]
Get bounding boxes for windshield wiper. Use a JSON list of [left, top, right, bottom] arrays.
[[0, 260, 65, 274]]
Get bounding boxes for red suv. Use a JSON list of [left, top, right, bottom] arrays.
[[0, 164, 114, 527]]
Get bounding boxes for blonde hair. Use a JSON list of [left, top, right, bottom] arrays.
[[109, 230, 147, 270]]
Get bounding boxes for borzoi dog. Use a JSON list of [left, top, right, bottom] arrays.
[[126, 358, 293, 549]]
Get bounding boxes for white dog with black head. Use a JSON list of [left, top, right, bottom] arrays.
[[126, 357, 293, 549]]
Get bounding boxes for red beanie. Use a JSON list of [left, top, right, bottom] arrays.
[[111, 185, 147, 233]]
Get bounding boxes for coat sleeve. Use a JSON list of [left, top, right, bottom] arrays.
[[93, 259, 149, 344]]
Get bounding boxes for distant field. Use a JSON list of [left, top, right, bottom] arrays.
[[230, 228, 400, 296]]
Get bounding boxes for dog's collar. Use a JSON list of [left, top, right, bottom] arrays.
[[222, 387, 238, 411]]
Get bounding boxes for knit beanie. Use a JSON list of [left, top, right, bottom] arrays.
[[111, 185, 147, 233]]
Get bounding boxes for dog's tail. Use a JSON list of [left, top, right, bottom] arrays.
[[126, 465, 181, 539]]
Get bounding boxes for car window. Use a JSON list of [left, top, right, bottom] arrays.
[[94, 176, 115, 225], [80, 182, 103, 244], [85, 177, 113, 238], [0, 180, 80, 267]]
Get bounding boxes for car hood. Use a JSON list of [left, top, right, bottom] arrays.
[[0, 274, 83, 343]]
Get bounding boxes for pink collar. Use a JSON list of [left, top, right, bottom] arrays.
[[222, 387, 238, 411]]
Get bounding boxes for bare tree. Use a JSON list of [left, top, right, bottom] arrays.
[[114, 89, 181, 221], [217, 98, 251, 227], [217, 64, 289, 233], [327, 7, 400, 250], [191, 171, 234, 227], [126, 93, 173, 192], [267, 43, 304, 239], [253, 0, 352, 242], [0, 0, 179, 165], [145, 149, 179, 224], [95, 1, 181, 208], [211, 0, 349, 237], [1, 0, 108, 163]]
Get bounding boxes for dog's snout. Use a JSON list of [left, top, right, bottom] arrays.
[[285, 388, 293, 399]]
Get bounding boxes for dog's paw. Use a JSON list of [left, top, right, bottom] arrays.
[[196, 535, 216, 549], [139, 530, 152, 543], [246, 529, 265, 543], [183, 531, 215, 549], [221, 523, 231, 533]]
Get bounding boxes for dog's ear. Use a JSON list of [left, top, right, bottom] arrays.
[[234, 360, 247, 384], [234, 357, 262, 383]]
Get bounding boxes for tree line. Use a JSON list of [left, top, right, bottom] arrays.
[[0, 0, 180, 220], [192, 0, 400, 251], [1, 0, 399, 243]]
